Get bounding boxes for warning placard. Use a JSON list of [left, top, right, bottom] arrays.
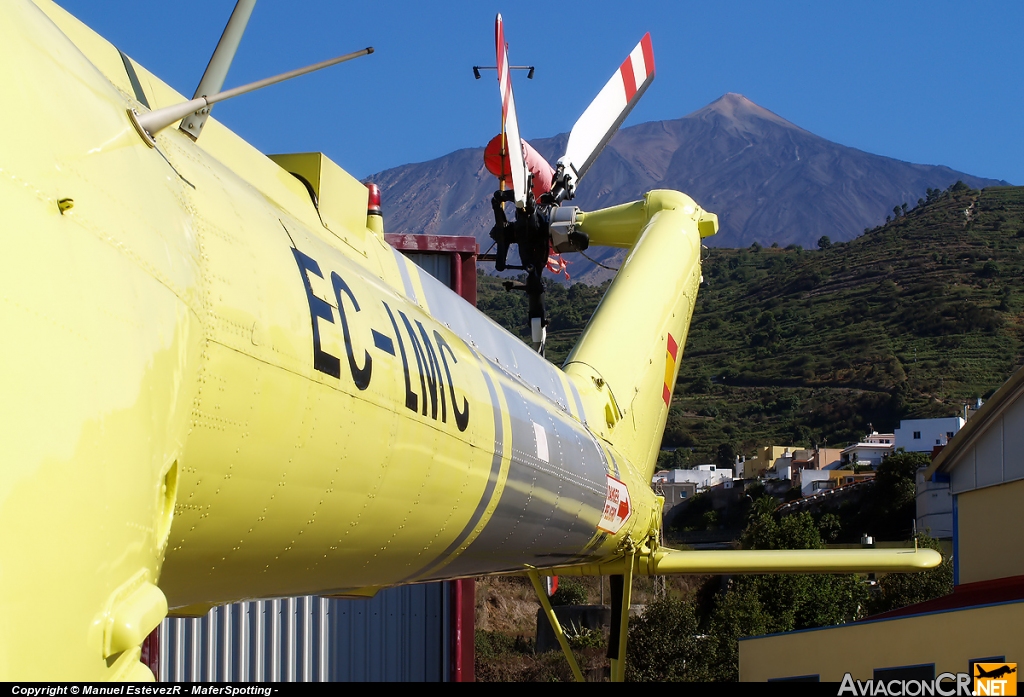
[[598, 475, 631, 534]]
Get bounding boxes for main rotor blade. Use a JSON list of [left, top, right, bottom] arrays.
[[495, 14, 528, 209], [558, 33, 654, 198]]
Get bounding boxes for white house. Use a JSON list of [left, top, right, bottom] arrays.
[[652, 466, 734, 492], [839, 431, 894, 468], [768, 454, 794, 480], [915, 467, 953, 538], [895, 416, 965, 453], [801, 470, 835, 496], [898, 417, 963, 539]]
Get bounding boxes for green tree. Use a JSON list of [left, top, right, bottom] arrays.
[[699, 508, 869, 680], [627, 597, 711, 681], [691, 375, 713, 394], [716, 442, 736, 467], [818, 512, 842, 542], [858, 450, 925, 539], [817, 235, 832, 250], [867, 536, 953, 615], [647, 497, 948, 682], [704, 587, 771, 681]]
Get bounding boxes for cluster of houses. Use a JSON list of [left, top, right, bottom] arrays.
[[652, 416, 970, 540], [738, 370, 1024, 682], [650, 374, 1024, 682]]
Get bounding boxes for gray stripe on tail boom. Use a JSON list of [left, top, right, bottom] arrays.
[[401, 346, 504, 582], [435, 376, 606, 577]]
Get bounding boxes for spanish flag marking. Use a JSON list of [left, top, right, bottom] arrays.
[[663, 333, 679, 405]]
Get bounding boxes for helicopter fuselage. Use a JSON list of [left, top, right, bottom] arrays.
[[2, 0, 684, 679]]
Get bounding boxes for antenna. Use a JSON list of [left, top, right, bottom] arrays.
[[473, 65, 534, 79], [179, 0, 258, 140], [129, 47, 374, 147]]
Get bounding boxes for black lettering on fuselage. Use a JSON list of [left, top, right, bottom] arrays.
[[292, 248, 340, 379], [383, 302, 418, 412], [434, 330, 470, 432], [398, 311, 430, 417], [416, 320, 446, 422], [330, 271, 371, 390], [294, 251, 469, 431], [382, 303, 469, 430]]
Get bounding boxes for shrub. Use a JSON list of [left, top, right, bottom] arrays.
[[549, 580, 588, 607], [626, 597, 708, 681]]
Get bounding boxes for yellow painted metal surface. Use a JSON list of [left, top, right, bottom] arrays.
[[567, 191, 705, 472], [739, 600, 1024, 681], [540, 547, 942, 576], [0, 0, 200, 679], [268, 152, 371, 248], [528, 571, 584, 682], [0, 0, 940, 680], [957, 479, 1024, 585]]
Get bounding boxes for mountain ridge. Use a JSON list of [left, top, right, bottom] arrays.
[[475, 183, 1024, 463], [368, 94, 1006, 282]]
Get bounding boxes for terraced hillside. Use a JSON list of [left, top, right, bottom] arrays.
[[477, 184, 1024, 464]]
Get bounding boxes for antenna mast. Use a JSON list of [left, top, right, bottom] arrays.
[[129, 47, 373, 146], [180, 0, 258, 140]]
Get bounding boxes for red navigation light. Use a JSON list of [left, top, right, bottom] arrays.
[[365, 182, 382, 215]]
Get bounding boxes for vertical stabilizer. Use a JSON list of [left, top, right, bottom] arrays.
[[563, 190, 717, 477]]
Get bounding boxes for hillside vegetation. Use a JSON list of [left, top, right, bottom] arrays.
[[477, 184, 1024, 463]]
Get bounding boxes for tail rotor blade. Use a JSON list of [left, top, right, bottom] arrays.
[[495, 14, 528, 208], [556, 33, 654, 199]]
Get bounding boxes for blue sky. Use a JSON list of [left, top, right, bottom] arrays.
[[57, 0, 1024, 184]]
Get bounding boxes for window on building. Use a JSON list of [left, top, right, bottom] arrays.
[[874, 664, 935, 682], [913, 432, 921, 439], [947, 432, 955, 438], [968, 657, 1006, 680]]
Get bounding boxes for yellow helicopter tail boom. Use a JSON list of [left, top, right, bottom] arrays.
[[565, 190, 718, 477]]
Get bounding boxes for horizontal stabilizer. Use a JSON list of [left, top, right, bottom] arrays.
[[650, 547, 943, 574], [537, 547, 943, 577]]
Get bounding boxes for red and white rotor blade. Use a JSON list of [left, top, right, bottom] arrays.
[[559, 33, 655, 195], [496, 14, 528, 208]]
